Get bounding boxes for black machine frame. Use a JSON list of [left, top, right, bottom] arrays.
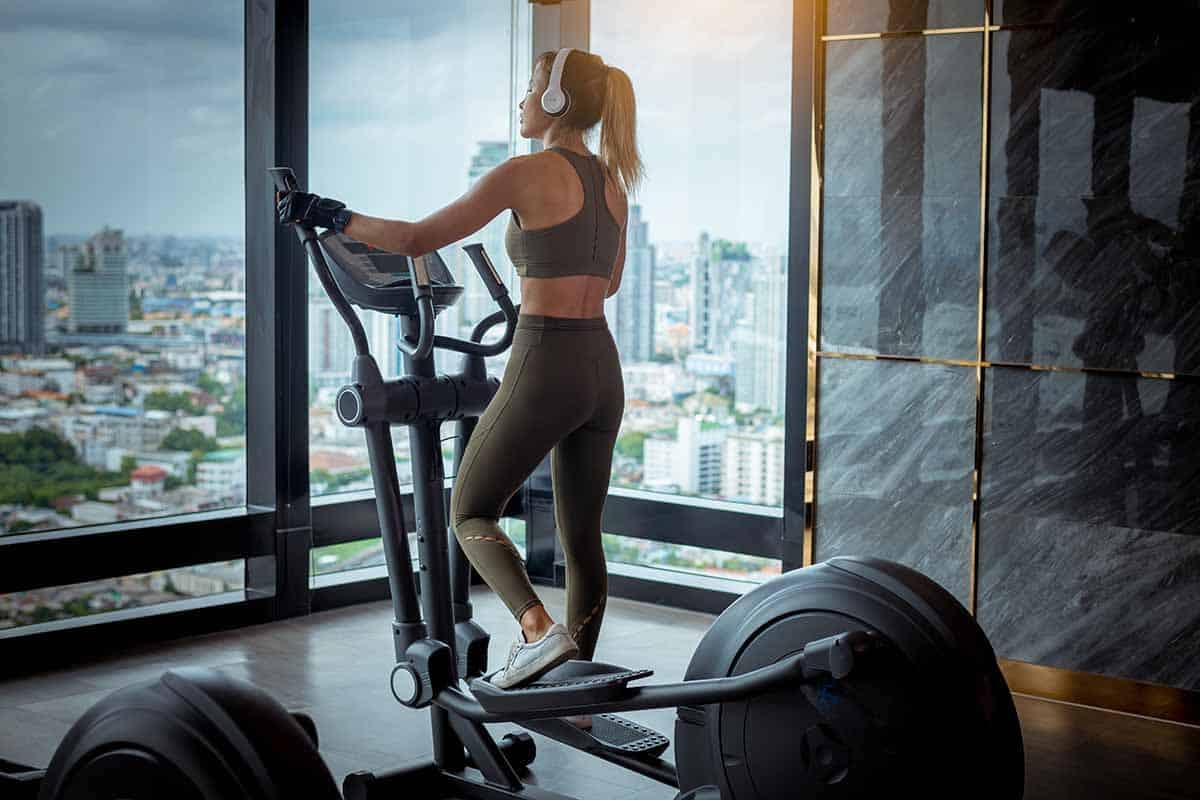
[[264, 166, 863, 800]]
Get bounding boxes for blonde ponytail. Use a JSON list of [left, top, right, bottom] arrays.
[[599, 66, 644, 198]]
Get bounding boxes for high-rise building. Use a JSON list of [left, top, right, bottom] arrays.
[[309, 300, 397, 386], [692, 236, 757, 357], [678, 416, 724, 496], [642, 416, 725, 496], [66, 228, 129, 333], [309, 300, 355, 384], [734, 256, 787, 416], [723, 427, 784, 505], [460, 141, 514, 330], [690, 231, 713, 352], [0, 201, 45, 354], [612, 204, 655, 362]]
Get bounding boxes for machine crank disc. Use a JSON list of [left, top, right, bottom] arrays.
[[674, 557, 1024, 800], [37, 668, 340, 800]]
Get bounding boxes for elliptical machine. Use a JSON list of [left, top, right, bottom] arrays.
[[27, 168, 1024, 800]]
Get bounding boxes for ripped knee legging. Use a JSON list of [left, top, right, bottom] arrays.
[[449, 315, 624, 661]]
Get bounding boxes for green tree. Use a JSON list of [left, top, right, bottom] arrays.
[[711, 239, 751, 262], [6, 518, 37, 534], [0, 429, 130, 508], [0, 427, 77, 467], [129, 289, 143, 320], [615, 431, 647, 462], [196, 372, 223, 397], [144, 390, 201, 415], [217, 380, 246, 436], [161, 428, 219, 453], [120, 455, 138, 476]]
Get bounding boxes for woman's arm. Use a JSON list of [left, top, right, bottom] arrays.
[[605, 189, 630, 298], [606, 233, 626, 298], [343, 157, 528, 256]]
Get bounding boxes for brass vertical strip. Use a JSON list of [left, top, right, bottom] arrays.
[[969, 0, 994, 617], [804, 0, 827, 567], [822, 25, 991, 41]]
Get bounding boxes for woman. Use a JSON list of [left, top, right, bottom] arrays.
[[278, 49, 642, 698]]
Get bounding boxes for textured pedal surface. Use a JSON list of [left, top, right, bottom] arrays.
[[521, 669, 654, 691], [470, 662, 655, 714], [591, 714, 671, 757]]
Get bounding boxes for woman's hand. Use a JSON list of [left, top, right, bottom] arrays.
[[276, 190, 349, 231]]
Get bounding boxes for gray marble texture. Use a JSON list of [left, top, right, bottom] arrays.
[[815, 358, 975, 606], [978, 512, 1200, 690], [980, 366, 1200, 689], [992, 1, 1197, 27], [987, 26, 1200, 375], [982, 364, 1200, 536], [822, 33, 983, 360], [822, 194, 979, 359], [816, 494, 972, 607], [825, 0, 982, 35], [825, 34, 982, 199]]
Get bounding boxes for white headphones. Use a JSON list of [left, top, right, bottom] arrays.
[[541, 47, 573, 116]]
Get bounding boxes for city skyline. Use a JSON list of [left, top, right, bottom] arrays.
[[3, 0, 791, 249]]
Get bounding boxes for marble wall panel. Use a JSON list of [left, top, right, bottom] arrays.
[[822, 34, 982, 359], [987, 27, 1200, 374], [978, 367, 1200, 688], [816, 358, 975, 606], [826, 0, 982, 36]]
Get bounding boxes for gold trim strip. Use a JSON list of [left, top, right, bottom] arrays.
[[969, 0, 994, 618], [822, 25, 997, 42], [804, 0, 827, 568], [1001, 660, 1200, 728], [814, 351, 1194, 383], [822, 21, 1089, 42], [814, 351, 979, 369]]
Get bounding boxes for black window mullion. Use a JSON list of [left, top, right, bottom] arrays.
[[245, 0, 312, 619], [782, 0, 816, 572]]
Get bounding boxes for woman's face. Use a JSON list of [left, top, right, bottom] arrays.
[[518, 61, 553, 140]]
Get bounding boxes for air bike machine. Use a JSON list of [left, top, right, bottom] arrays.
[[27, 168, 1025, 800]]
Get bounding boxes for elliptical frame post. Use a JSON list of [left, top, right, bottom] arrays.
[[400, 314, 466, 772]]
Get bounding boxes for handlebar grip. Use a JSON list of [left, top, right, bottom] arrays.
[[410, 254, 434, 298], [462, 244, 508, 300], [269, 167, 299, 194]]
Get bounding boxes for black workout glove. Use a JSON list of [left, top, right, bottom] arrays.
[[277, 191, 351, 232]]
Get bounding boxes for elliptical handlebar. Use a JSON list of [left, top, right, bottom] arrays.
[[270, 166, 373, 357], [396, 252, 436, 361], [271, 165, 516, 362], [431, 244, 518, 357], [270, 165, 439, 360]]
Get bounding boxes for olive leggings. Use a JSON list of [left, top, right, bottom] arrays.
[[450, 315, 624, 660]]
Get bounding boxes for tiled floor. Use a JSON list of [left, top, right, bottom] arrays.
[[2, 586, 1198, 799]]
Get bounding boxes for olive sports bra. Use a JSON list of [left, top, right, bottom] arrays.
[[504, 147, 622, 280]]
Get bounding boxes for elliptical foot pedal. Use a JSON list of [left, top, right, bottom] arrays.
[[471, 661, 653, 714], [520, 713, 669, 761], [589, 714, 670, 758]]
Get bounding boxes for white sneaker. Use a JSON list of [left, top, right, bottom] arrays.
[[488, 623, 579, 689]]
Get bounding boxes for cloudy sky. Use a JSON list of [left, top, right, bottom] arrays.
[[2, 0, 792, 248]]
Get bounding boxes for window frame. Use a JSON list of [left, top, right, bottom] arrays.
[[0, 0, 814, 658]]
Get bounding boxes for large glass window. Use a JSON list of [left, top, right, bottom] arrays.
[[592, 0, 793, 508], [0, 560, 245, 632], [0, 2, 246, 538], [602, 533, 780, 583], [308, 0, 530, 498]]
